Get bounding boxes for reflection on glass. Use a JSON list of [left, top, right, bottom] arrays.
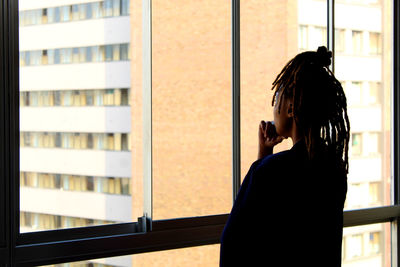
[[19, 0, 134, 234]]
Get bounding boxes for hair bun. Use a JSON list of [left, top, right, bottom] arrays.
[[316, 46, 332, 67]]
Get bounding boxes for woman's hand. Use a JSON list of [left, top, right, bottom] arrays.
[[258, 120, 284, 159]]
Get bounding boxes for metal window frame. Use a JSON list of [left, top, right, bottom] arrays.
[[142, 0, 153, 232], [0, 0, 399, 266], [0, 0, 7, 265], [392, 0, 400, 265], [232, 0, 241, 201]]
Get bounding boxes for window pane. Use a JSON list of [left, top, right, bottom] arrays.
[[19, 0, 136, 232], [240, 0, 327, 180], [342, 223, 390, 267], [40, 255, 132, 267], [335, 0, 392, 209], [149, 1, 232, 219], [131, 244, 220, 266]]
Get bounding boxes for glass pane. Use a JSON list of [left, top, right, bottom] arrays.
[[41, 255, 132, 267], [342, 223, 391, 267], [19, 0, 136, 232], [240, 0, 327, 178], [149, 1, 232, 219], [335, 0, 393, 210], [131, 244, 220, 266]]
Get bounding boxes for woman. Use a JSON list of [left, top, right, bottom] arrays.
[[220, 46, 350, 267]]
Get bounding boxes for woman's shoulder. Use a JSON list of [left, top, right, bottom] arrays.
[[252, 149, 293, 176]]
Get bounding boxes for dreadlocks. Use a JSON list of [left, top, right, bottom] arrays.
[[271, 46, 350, 174]]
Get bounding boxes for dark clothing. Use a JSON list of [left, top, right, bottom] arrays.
[[220, 140, 347, 267]]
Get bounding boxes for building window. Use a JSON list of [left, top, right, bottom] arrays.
[[352, 30, 363, 54], [368, 232, 381, 255], [335, 28, 346, 53], [367, 82, 381, 104], [369, 32, 382, 55], [351, 133, 362, 156], [298, 25, 308, 50], [315, 26, 327, 48], [345, 234, 364, 259], [369, 182, 381, 205], [364, 132, 381, 156], [60, 6, 71, 22], [346, 81, 363, 106]]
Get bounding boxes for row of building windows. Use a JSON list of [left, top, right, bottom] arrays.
[[21, 172, 131, 196], [20, 43, 130, 67], [342, 81, 382, 107], [343, 231, 381, 261], [20, 132, 131, 151], [20, 89, 130, 107], [19, 0, 129, 27], [20, 211, 117, 232], [298, 25, 382, 55]]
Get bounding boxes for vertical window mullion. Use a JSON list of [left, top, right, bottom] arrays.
[[0, 0, 7, 264], [393, 0, 400, 266], [4, 0, 20, 265], [142, 0, 153, 231], [232, 0, 241, 201], [327, 0, 334, 72]]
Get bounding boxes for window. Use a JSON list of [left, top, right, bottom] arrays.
[[368, 232, 381, 254], [346, 81, 363, 106], [367, 81, 381, 104], [364, 132, 380, 155], [71, 5, 80, 21], [92, 2, 104, 19], [335, 28, 345, 53], [314, 26, 327, 49], [369, 182, 381, 205], [345, 234, 364, 259], [60, 6, 71, 22], [352, 133, 362, 155], [352, 30, 363, 54], [104, 0, 114, 17], [2, 0, 399, 266], [369, 32, 382, 55], [121, 0, 130, 16], [298, 25, 308, 50]]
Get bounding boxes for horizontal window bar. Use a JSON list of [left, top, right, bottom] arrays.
[[343, 205, 400, 227], [15, 207, 400, 265], [16, 215, 227, 266]]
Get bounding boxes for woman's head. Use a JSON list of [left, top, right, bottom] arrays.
[[272, 46, 350, 173]]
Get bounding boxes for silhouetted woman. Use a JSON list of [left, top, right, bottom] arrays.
[[220, 46, 350, 267]]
